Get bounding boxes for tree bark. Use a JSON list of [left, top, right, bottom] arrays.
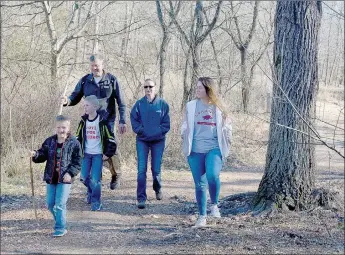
[[93, 1, 100, 54], [254, 1, 322, 213], [223, 1, 260, 113], [156, 0, 180, 98]]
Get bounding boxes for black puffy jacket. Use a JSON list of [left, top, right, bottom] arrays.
[[32, 135, 82, 184]]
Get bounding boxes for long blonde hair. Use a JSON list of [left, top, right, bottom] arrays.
[[198, 77, 228, 118]]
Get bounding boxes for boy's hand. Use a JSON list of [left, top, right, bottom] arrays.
[[28, 150, 36, 158], [63, 173, 72, 183], [102, 155, 109, 161]]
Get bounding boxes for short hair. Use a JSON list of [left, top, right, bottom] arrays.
[[84, 95, 100, 108], [56, 115, 71, 122], [144, 78, 155, 85], [90, 54, 104, 63]]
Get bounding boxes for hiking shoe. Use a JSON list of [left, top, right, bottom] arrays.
[[155, 190, 163, 200], [110, 175, 119, 190], [137, 200, 146, 209], [209, 204, 221, 218], [53, 229, 67, 237], [192, 215, 207, 228], [91, 203, 103, 211]]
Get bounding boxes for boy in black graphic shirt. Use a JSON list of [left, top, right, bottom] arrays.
[[29, 115, 82, 237]]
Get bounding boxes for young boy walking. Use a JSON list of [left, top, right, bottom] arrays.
[[29, 115, 82, 237], [76, 95, 117, 211]]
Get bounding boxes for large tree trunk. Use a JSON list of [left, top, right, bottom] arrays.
[[254, 1, 322, 213]]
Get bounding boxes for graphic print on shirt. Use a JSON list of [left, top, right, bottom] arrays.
[[86, 125, 100, 140], [55, 146, 62, 172], [195, 108, 216, 127], [85, 115, 102, 154]]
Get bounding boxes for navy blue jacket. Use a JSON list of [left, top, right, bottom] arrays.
[[66, 72, 127, 124], [76, 111, 117, 157], [130, 96, 170, 142], [32, 135, 82, 184]]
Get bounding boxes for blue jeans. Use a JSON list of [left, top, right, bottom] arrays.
[[187, 148, 223, 216], [46, 183, 71, 231], [136, 138, 165, 201], [80, 153, 103, 206]]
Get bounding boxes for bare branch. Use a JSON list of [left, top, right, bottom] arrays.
[[0, 1, 37, 8], [323, 2, 344, 20], [168, 0, 190, 45], [243, 1, 260, 48], [197, 1, 223, 45]]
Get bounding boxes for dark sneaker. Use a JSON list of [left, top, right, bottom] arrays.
[[110, 175, 119, 190], [91, 203, 103, 211], [53, 229, 67, 237], [137, 200, 146, 209], [155, 190, 163, 200]]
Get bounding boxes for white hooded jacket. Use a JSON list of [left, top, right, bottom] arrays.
[[181, 99, 232, 161]]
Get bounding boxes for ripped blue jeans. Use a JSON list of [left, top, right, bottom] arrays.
[[80, 153, 103, 207], [46, 183, 71, 232]]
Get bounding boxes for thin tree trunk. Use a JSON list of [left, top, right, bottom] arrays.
[[159, 32, 170, 97], [254, 1, 322, 213], [181, 46, 191, 110], [240, 48, 249, 113], [188, 45, 199, 102], [93, 1, 100, 54]]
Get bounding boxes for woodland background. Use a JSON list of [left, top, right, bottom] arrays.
[[0, 1, 344, 254]]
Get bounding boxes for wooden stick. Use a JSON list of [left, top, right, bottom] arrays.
[[58, 63, 75, 115], [30, 136, 38, 220]]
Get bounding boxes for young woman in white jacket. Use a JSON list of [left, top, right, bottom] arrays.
[[181, 77, 232, 228]]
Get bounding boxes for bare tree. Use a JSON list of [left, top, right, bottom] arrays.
[[156, 1, 181, 98], [92, 1, 100, 54], [169, 0, 223, 108], [222, 1, 264, 113], [253, 1, 322, 214], [42, 1, 94, 93]]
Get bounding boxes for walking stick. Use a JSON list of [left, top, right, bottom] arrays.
[[29, 136, 38, 220], [58, 64, 75, 115]]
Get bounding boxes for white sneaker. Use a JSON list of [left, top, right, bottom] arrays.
[[209, 204, 221, 218], [192, 215, 207, 228]]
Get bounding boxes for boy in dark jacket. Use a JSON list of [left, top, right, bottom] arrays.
[[29, 115, 82, 237], [76, 95, 117, 211], [130, 79, 170, 209]]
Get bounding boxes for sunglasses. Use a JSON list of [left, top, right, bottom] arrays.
[[144, 86, 155, 89]]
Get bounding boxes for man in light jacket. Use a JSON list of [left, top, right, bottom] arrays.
[[130, 79, 170, 209]]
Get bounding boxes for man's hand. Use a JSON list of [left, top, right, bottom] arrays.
[[61, 95, 70, 106], [63, 173, 72, 183], [28, 150, 36, 158], [102, 155, 109, 161], [119, 123, 127, 134]]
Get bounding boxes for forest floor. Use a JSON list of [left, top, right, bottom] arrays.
[[1, 101, 344, 254]]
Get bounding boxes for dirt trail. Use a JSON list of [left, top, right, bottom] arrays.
[[1, 101, 344, 254], [1, 164, 344, 254]]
